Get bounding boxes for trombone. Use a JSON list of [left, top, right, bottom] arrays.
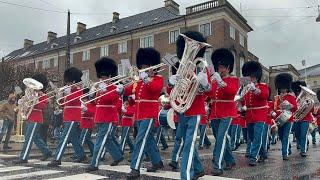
[[80, 63, 167, 105]]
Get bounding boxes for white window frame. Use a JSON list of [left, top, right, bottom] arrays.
[[53, 57, 58, 67], [140, 35, 154, 48], [240, 56, 245, 77], [118, 41, 127, 54], [169, 29, 180, 44], [239, 33, 245, 47], [70, 53, 73, 64], [100, 45, 109, 57], [81, 69, 90, 82], [199, 22, 212, 37], [82, 49, 90, 61], [42, 59, 50, 69], [230, 25, 235, 40], [231, 51, 236, 75]]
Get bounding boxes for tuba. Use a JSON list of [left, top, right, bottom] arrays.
[[169, 34, 212, 113], [293, 85, 316, 122]]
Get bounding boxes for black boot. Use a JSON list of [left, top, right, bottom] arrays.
[[111, 157, 124, 166], [147, 161, 164, 172], [13, 159, 28, 164], [212, 168, 223, 176], [47, 160, 61, 167], [193, 171, 205, 180], [73, 156, 86, 163], [126, 169, 140, 180], [169, 161, 179, 171], [41, 152, 52, 161], [85, 166, 98, 172]]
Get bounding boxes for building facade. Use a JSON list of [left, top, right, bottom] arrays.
[[5, 0, 256, 84], [298, 64, 320, 92]]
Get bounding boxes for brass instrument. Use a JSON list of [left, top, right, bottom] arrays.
[[81, 63, 167, 104], [293, 85, 316, 122], [234, 77, 252, 101], [169, 34, 212, 113]]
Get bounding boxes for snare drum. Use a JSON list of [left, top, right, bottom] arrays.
[[275, 110, 292, 127]]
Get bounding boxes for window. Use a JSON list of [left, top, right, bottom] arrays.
[[35, 60, 39, 69], [53, 57, 58, 67], [199, 23, 211, 37], [240, 33, 245, 47], [81, 70, 90, 82], [240, 57, 245, 77], [70, 53, 73, 64], [101, 45, 109, 57], [118, 41, 127, 54], [169, 29, 180, 44], [231, 51, 236, 75], [42, 59, 50, 69], [230, 25, 235, 40], [140, 35, 154, 48], [82, 50, 90, 61]]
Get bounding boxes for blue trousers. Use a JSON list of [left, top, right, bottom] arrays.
[[20, 122, 50, 160], [311, 127, 317, 143], [211, 118, 235, 170], [171, 122, 184, 163], [79, 129, 94, 156], [247, 122, 265, 162], [130, 119, 162, 170], [54, 121, 84, 161], [229, 124, 240, 150], [198, 124, 211, 148], [156, 126, 168, 148], [278, 122, 292, 156], [120, 126, 134, 151], [91, 123, 123, 168], [295, 121, 309, 154], [259, 124, 269, 159]]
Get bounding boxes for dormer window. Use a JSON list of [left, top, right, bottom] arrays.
[[51, 43, 58, 49], [153, 17, 159, 21], [124, 25, 128, 29], [110, 26, 116, 33], [74, 36, 82, 43], [138, 22, 143, 25]]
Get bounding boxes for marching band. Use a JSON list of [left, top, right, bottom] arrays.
[[11, 31, 320, 180]]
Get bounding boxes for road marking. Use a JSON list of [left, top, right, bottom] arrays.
[[0, 154, 17, 158], [1, 170, 63, 180], [0, 166, 32, 173], [48, 173, 107, 180], [30, 160, 86, 168]]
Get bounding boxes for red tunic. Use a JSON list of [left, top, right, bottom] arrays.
[[28, 95, 48, 123], [244, 83, 269, 124], [200, 114, 208, 125], [94, 85, 120, 123], [273, 93, 297, 123], [313, 107, 320, 126], [265, 101, 273, 126], [81, 102, 94, 130], [63, 87, 83, 122], [124, 75, 164, 121], [122, 104, 135, 127], [208, 76, 239, 120]]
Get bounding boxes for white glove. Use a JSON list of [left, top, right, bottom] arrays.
[[197, 72, 209, 87], [271, 111, 277, 118], [212, 72, 222, 83], [81, 103, 87, 112], [169, 75, 177, 86], [98, 82, 107, 92], [122, 106, 127, 113], [64, 87, 71, 94], [247, 82, 256, 91], [241, 105, 247, 112], [116, 84, 124, 94], [129, 94, 135, 100], [140, 72, 150, 83]]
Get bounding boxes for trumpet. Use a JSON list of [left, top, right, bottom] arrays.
[[234, 77, 252, 101], [81, 63, 167, 105]]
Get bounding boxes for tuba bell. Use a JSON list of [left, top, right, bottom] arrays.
[[169, 34, 212, 113], [293, 85, 316, 122]]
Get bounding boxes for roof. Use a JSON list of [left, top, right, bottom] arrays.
[[298, 64, 320, 78], [5, 7, 181, 61]]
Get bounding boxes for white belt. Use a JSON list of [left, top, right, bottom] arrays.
[[33, 109, 42, 112], [247, 105, 269, 110], [64, 106, 81, 109], [136, 99, 158, 103], [212, 100, 234, 103], [83, 117, 93, 120], [123, 116, 133, 119], [96, 105, 116, 108]]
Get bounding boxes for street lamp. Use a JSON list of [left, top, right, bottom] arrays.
[[317, 5, 320, 22]]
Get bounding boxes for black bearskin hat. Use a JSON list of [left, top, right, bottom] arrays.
[[32, 73, 48, 91], [176, 31, 206, 60], [291, 81, 307, 96], [95, 57, 118, 78], [211, 48, 234, 73], [64, 67, 83, 84], [242, 61, 262, 82], [136, 47, 160, 69], [317, 89, 320, 102], [274, 73, 293, 91]]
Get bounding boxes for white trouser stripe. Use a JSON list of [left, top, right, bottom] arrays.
[[135, 119, 153, 170], [218, 119, 231, 169], [81, 129, 88, 146], [200, 126, 206, 147], [233, 125, 238, 148], [95, 123, 112, 167], [304, 123, 309, 153], [265, 126, 269, 151], [121, 128, 130, 151], [186, 115, 200, 180], [157, 127, 162, 146], [254, 123, 265, 160], [175, 138, 184, 162], [56, 121, 74, 160], [23, 123, 37, 160], [286, 123, 293, 156]]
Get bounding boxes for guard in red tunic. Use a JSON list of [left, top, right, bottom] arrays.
[[291, 80, 313, 157], [13, 74, 52, 164], [314, 90, 320, 138], [86, 58, 124, 172], [48, 67, 85, 167], [198, 101, 211, 150], [242, 61, 269, 166], [126, 48, 164, 179], [208, 48, 238, 175], [120, 95, 135, 152]]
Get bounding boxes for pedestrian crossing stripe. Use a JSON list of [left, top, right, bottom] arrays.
[[1, 170, 63, 180], [0, 166, 32, 173], [29, 159, 87, 168], [48, 173, 106, 180]]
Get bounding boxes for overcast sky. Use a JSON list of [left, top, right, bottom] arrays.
[[0, 0, 319, 70]]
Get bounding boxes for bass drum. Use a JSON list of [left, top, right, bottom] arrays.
[[158, 108, 176, 129]]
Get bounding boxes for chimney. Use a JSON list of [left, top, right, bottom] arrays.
[[24, 39, 33, 50], [76, 22, 86, 35], [164, 0, 180, 15], [47, 31, 57, 43], [112, 12, 120, 23]]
